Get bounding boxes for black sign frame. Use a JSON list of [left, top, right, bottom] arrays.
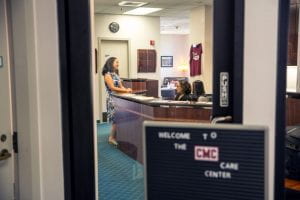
[[143, 121, 269, 200]]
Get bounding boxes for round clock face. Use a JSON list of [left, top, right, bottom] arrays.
[[109, 22, 120, 33]]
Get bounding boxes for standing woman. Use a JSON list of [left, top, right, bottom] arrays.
[[102, 57, 132, 146]]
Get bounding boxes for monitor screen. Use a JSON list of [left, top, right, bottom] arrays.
[[143, 121, 268, 200]]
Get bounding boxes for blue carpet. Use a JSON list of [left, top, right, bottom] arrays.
[[98, 123, 144, 200]]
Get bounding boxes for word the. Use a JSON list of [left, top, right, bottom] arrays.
[[174, 143, 187, 151]]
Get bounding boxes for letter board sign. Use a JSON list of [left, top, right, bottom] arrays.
[[143, 121, 268, 200]]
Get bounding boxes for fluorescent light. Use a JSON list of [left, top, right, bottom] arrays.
[[118, 1, 148, 7], [124, 7, 163, 15]]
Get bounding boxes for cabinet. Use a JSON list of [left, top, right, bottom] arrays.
[[286, 97, 300, 126], [145, 79, 159, 97], [288, 0, 300, 65], [122, 78, 159, 97]]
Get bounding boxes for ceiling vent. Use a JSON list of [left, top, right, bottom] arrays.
[[118, 1, 148, 7]]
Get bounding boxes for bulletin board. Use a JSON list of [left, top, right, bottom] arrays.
[[137, 49, 156, 73], [143, 121, 268, 200]]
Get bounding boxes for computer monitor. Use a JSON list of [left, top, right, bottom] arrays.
[[143, 121, 268, 200]]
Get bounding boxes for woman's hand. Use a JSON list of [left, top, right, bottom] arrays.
[[126, 88, 132, 93]]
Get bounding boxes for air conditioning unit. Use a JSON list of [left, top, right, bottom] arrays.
[[118, 1, 148, 7]]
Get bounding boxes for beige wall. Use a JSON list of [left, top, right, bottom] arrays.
[[189, 5, 213, 93], [10, 0, 64, 199], [0, 0, 15, 198], [95, 14, 161, 79], [94, 14, 161, 120], [160, 34, 190, 81], [244, 0, 279, 198]]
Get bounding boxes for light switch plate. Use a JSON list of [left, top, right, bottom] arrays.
[[0, 56, 3, 68]]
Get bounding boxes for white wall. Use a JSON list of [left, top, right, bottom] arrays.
[[95, 14, 161, 79], [0, 1, 15, 199], [204, 6, 213, 94], [90, 2, 99, 200], [10, 0, 64, 199], [189, 5, 213, 93], [160, 34, 190, 80], [244, 0, 279, 199], [94, 14, 161, 120]]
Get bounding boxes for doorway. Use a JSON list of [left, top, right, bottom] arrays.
[[56, 1, 290, 200]]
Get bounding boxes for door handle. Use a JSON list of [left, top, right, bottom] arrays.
[[211, 116, 232, 124], [0, 149, 11, 161]]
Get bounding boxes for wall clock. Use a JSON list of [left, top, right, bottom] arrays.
[[109, 22, 120, 33]]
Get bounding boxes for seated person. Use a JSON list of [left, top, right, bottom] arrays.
[[175, 80, 192, 101]]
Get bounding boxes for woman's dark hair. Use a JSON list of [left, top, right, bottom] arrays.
[[179, 80, 191, 95], [193, 80, 205, 96], [102, 57, 117, 76]]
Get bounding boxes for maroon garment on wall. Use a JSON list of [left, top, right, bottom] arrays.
[[189, 43, 203, 76]]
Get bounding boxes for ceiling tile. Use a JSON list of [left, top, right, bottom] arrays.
[[94, 0, 212, 16]]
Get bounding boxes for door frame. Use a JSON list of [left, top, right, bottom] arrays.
[[97, 37, 131, 122], [57, 0, 95, 199], [213, 1, 289, 199], [57, 0, 289, 199], [212, 0, 244, 123], [275, 0, 290, 199]]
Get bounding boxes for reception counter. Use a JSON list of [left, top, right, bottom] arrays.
[[113, 93, 212, 163]]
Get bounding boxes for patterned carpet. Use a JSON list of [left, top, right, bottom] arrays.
[[98, 123, 300, 200], [98, 123, 144, 200]]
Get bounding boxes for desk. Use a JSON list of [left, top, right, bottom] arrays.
[[286, 179, 300, 191], [286, 179, 300, 200], [113, 94, 212, 163]]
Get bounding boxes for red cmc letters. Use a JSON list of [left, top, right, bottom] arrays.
[[194, 146, 219, 162]]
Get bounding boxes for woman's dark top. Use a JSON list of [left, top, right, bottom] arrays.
[[175, 94, 192, 101]]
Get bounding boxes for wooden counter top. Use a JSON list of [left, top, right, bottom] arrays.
[[112, 93, 212, 108], [286, 179, 300, 191]]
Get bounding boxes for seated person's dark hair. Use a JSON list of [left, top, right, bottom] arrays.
[[180, 80, 191, 95], [192, 80, 205, 97], [175, 80, 192, 101]]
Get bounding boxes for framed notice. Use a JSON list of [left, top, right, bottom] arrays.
[[95, 49, 98, 73], [161, 56, 173, 67], [143, 121, 268, 200]]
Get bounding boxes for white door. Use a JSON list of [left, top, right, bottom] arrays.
[[98, 40, 129, 119], [0, 0, 17, 199], [101, 40, 129, 78]]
